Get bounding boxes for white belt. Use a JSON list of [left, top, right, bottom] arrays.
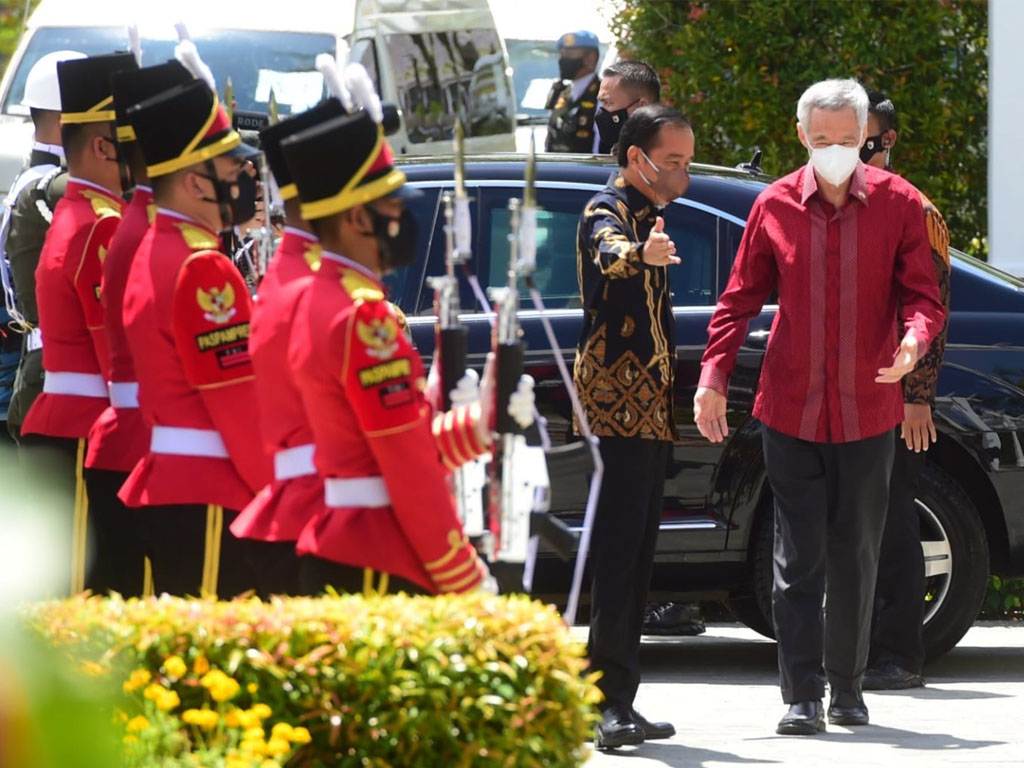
[[42, 371, 108, 398], [150, 426, 229, 458], [26, 328, 43, 351], [108, 381, 140, 409], [324, 476, 391, 508], [274, 443, 316, 481]]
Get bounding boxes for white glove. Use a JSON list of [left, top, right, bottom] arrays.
[[449, 368, 481, 408], [507, 374, 536, 429]]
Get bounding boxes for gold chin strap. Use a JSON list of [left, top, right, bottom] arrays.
[[71, 438, 89, 595], [201, 505, 224, 598]]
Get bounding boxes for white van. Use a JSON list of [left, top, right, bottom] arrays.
[[0, 0, 516, 195]]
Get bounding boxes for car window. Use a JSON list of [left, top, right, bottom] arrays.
[[4, 27, 335, 116], [382, 30, 514, 143], [480, 185, 720, 309], [380, 187, 440, 312]]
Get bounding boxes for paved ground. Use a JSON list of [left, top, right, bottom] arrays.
[[575, 622, 1024, 768]]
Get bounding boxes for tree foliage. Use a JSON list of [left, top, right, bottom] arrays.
[[611, 0, 988, 250], [0, 0, 36, 71]]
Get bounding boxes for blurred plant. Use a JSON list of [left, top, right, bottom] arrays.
[[612, 0, 989, 253], [24, 593, 601, 767], [983, 575, 1024, 621], [0, 0, 39, 72]]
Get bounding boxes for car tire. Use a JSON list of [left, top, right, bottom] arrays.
[[725, 462, 990, 663]]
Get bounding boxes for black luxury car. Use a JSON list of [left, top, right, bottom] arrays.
[[385, 153, 1024, 661]]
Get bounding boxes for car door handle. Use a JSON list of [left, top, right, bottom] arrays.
[[746, 329, 770, 348]]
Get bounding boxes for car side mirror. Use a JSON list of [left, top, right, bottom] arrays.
[[381, 102, 402, 136]]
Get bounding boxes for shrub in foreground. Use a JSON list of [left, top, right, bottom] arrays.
[[24, 593, 601, 767]]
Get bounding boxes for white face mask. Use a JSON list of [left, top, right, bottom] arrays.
[[808, 143, 860, 186]]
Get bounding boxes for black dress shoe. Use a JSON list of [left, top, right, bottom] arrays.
[[863, 662, 925, 691], [828, 688, 869, 726], [631, 708, 675, 739], [642, 602, 706, 636], [595, 704, 645, 750], [776, 700, 825, 735]]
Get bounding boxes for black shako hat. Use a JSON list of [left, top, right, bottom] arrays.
[[259, 98, 347, 202], [59, 52, 138, 125], [126, 79, 258, 178], [111, 60, 193, 143], [280, 111, 408, 221]]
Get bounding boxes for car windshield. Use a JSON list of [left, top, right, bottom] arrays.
[[506, 38, 608, 118], [4, 26, 336, 117]]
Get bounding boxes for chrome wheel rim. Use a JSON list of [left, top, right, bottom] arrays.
[[918, 499, 953, 625]]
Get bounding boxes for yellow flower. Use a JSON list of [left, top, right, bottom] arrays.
[[123, 734, 138, 744], [126, 715, 149, 733], [211, 680, 240, 703], [243, 726, 265, 741], [250, 703, 272, 721], [193, 654, 210, 676], [289, 726, 311, 744], [224, 708, 244, 728], [156, 690, 181, 712], [183, 708, 219, 729], [265, 737, 290, 756], [80, 660, 106, 676], [164, 655, 188, 679], [270, 722, 293, 741], [260, 761, 283, 768], [123, 668, 152, 693], [247, 682, 259, 694], [143, 682, 166, 701]]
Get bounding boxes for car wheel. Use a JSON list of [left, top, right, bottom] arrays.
[[725, 462, 989, 663]]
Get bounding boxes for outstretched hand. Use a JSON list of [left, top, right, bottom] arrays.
[[876, 332, 920, 383], [643, 216, 680, 266]]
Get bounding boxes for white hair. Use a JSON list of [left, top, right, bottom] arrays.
[[796, 78, 868, 129]]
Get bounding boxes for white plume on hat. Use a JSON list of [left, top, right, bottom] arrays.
[[173, 23, 216, 92], [126, 24, 142, 66], [344, 63, 383, 124], [315, 53, 353, 112]]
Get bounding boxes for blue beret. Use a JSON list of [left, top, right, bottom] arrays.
[[558, 30, 600, 50]]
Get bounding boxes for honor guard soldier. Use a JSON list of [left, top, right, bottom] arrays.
[[229, 95, 348, 595], [119, 69, 270, 598], [20, 53, 139, 595], [544, 30, 601, 154], [280, 103, 494, 596], [1, 50, 84, 437], [80, 60, 197, 596]]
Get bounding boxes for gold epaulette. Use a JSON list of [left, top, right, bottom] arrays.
[[174, 222, 220, 251], [341, 269, 384, 303], [81, 188, 121, 219]]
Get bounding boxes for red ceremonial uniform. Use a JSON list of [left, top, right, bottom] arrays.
[[231, 227, 324, 542], [21, 178, 122, 448], [290, 251, 488, 593], [85, 185, 154, 471], [119, 209, 271, 510]]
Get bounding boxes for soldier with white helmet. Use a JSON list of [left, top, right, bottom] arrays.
[[2, 49, 85, 439]]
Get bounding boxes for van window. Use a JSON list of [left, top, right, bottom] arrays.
[[383, 30, 514, 144], [480, 186, 720, 308], [4, 27, 336, 116]]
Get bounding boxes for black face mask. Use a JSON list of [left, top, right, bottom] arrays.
[[558, 56, 585, 81], [366, 204, 418, 273], [860, 134, 886, 164], [594, 99, 639, 151], [198, 167, 258, 230]]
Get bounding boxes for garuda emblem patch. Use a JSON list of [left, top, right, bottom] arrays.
[[196, 283, 237, 324]]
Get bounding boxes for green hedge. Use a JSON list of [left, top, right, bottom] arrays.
[[982, 575, 1024, 621], [611, 0, 989, 254], [24, 593, 601, 768]]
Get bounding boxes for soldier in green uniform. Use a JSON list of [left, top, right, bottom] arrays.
[[544, 30, 601, 154], [2, 51, 84, 440]]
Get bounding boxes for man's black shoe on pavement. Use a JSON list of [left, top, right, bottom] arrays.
[[630, 708, 675, 739], [863, 661, 925, 690], [776, 700, 825, 735], [595, 705, 644, 750], [828, 688, 870, 726], [642, 601, 706, 636]]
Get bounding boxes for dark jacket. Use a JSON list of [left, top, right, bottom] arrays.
[[545, 76, 599, 154], [573, 174, 676, 441]]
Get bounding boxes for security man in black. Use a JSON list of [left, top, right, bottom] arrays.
[[545, 30, 601, 153]]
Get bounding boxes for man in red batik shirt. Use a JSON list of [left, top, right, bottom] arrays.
[[693, 79, 945, 736]]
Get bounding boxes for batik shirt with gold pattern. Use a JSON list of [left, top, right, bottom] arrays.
[[573, 175, 676, 441]]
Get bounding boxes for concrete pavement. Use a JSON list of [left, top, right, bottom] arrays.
[[578, 622, 1024, 767]]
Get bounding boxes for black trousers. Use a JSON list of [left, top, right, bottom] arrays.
[[82, 468, 147, 597], [299, 555, 429, 596], [870, 432, 927, 673], [134, 504, 267, 599], [587, 436, 671, 710], [762, 426, 894, 703]]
